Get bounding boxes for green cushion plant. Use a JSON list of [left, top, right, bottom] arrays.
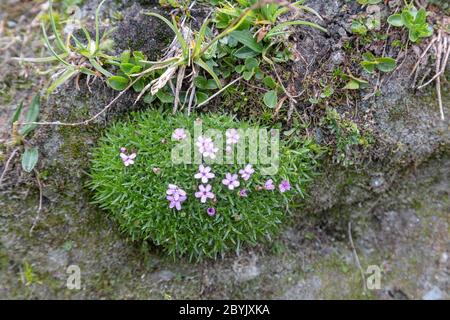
[[89, 111, 320, 260]]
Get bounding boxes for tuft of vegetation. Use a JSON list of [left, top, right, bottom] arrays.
[[387, 5, 433, 42], [322, 108, 372, 167], [14, 0, 115, 95], [89, 111, 321, 260]]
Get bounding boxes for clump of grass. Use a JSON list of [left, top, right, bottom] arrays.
[[89, 111, 320, 260]]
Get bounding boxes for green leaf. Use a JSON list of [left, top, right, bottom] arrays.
[[156, 89, 174, 104], [265, 20, 327, 39], [132, 78, 145, 92], [401, 10, 415, 29], [230, 30, 263, 53], [194, 18, 209, 58], [120, 50, 131, 63], [235, 65, 245, 73], [195, 91, 209, 104], [95, 0, 107, 50], [415, 8, 427, 25], [244, 57, 259, 70], [343, 80, 360, 90], [48, 0, 68, 53], [120, 63, 142, 75], [19, 94, 40, 137], [362, 52, 376, 61], [47, 68, 78, 95], [195, 58, 222, 89], [89, 58, 113, 77], [357, 0, 382, 5], [387, 14, 403, 27], [263, 90, 278, 108], [263, 76, 277, 89], [143, 93, 156, 104], [243, 70, 254, 81], [21, 147, 39, 173], [11, 102, 23, 124], [351, 20, 367, 35], [361, 61, 376, 73], [376, 57, 396, 72], [194, 76, 218, 90], [107, 76, 129, 91], [234, 46, 259, 59]]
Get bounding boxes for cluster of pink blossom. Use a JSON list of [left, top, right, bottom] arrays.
[[196, 136, 218, 159], [166, 184, 187, 211], [120, 128, 292, 215]]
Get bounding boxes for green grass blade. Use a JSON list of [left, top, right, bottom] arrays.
[[13, 54, 69, 63], [89, 58, 113, 77], [41, 23, 72, 67], [95, 0, 107, 51], [194, 18, 209, 58], [46, 68, 78, 95], [143, 12, 188, 54], [265, 20, 327, 39], [48, 0, 68, 53]]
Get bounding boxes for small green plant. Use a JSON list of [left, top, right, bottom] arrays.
[[387, 6, 433, 42], [14, 0, 115, 95], [322, 108, 371, 166], [90, 111, 320, 260], [351, 14, 381, 35], [21, 262, 41, 286], [360, 52, 397, 73]]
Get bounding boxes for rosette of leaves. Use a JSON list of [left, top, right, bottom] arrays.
[[387, 6, 433, 42], [90, 111, 320, 260]]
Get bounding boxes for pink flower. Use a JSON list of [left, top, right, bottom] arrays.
[[239, 189, 248, 197], [167, 195, 187, 211], [172, 128, 187, 141], [120, 152, 136, 166], [225, 128, 240, 145], [239, 164, 254, 181], [264, 179, 275, 190], [279, 180, 291, 193], [166, 184, 187, 210], [120, 147, 127, 153], [166, 184, 187, 201], [196, 136, 218, 159], [195, 184, 215, 203], [207, 207, 216, 216], [222, 173, 240, 190], [194, 164, 215, 183]]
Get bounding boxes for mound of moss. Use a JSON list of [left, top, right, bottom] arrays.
[[90, 111, 320, 260]]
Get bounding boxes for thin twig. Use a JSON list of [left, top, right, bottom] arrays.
[[196, 76, 243, 109], [0, 148, 20, 187], [348, 221, 367, 295]]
